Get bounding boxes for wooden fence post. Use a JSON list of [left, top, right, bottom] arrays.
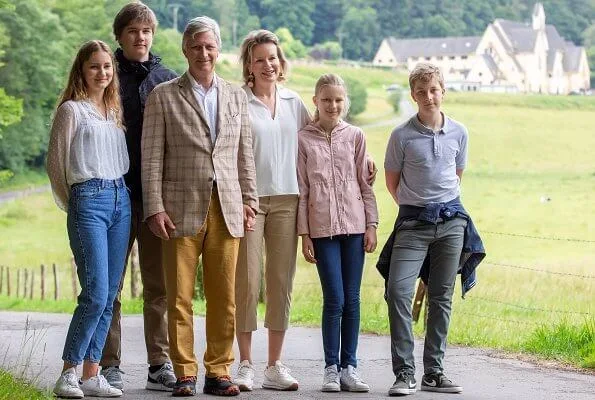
[[29, 270, 34, 299], [53, 263, 59, 300], [130, 240, 140, 299], [6, 267, 11, 296], [16, 269, 21, 298], [71, 257, 78, 299], [40, 264, 46, 301], [24, 269, 29, 299]]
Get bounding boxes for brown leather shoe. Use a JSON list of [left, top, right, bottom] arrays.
[[203, 375, 240, 396], [172, 375, 197, 397]]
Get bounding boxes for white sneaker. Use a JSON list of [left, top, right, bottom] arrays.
[[79, 373, 123, 397], [262, 360, 299, 390], [53, 367, 83, 399], [340, 365, 370, 392], [321, 365, 340, 392], [234, 360, 255, 391]]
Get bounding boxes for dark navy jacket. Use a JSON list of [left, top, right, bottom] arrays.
[[376, 197, 485, 297], [115, 49, 177, 201]]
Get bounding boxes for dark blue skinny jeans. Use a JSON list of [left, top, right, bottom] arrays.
[[312, 234, 365, 370], [62, 178, 131, 365]]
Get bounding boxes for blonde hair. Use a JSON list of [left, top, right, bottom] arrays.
[[239, 29, 288, 85], [408, 62, 445, 91], [58, 40, 122, 126], [313, 73, 350, 122]]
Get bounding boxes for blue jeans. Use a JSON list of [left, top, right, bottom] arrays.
[[312, 234, 365, 369], [62, 178, 131, 365]]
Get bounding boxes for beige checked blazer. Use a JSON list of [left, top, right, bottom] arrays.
[[141, 72, 258, 238]]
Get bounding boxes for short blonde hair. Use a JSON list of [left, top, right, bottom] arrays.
[[313, 73, 350, 121], [239, 30, 288, 85], [409, 62, 445, 91]]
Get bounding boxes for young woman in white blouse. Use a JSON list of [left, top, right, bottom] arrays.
[[47, 40, 130, 399]]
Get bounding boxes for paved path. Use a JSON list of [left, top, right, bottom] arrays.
[[0, 311, 593, 399], [0, 185, 50, 205]]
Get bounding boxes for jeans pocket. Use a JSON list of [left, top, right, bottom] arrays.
[[71, 183, 102, 199]]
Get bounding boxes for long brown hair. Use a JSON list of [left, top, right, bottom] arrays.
[[58, 40, 122, 125]]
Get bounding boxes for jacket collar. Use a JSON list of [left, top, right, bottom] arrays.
[[115, 48, 161, 74]]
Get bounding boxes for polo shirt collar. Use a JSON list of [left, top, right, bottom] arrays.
[[411, 112, 451, 135]]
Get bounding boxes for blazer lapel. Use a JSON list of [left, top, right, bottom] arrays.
[[215, 76, 229, 146], [178, 72, 210, 129]]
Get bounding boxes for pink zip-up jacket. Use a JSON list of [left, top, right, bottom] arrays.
[[297, 120, 378, 238]]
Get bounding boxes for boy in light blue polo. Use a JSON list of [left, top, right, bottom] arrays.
[[384, 63, 469, 396]]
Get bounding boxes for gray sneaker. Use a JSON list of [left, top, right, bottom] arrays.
[[146, 362, 176, 391], [100, 366, 124, 390], [53, 367, 83, 399], [421, 372, 462, 393], [388, 370, 416, 396]]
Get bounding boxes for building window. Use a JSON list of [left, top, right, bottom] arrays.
[[425, 56, 431, 60], [437, 56, 443, 60], [461, 55, 468, 60], [479, 72, 483, 77], [449, 56, 455, 60]]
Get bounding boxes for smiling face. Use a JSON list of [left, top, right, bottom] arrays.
[[118, 20, 153, 62], [313, 84, 346, 127], [183, 30, 219, 84], [250, 42, 281, 86], [82, 50, 113, 96], [410, 75, 445, 113]]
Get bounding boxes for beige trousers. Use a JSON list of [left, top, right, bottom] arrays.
[[235, 195, 298, 332]]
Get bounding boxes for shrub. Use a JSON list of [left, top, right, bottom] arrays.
[[344, 77, 367, 120]]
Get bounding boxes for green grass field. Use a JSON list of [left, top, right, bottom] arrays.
[[0, 369, 52, 400], [1, 64, 594, 369]]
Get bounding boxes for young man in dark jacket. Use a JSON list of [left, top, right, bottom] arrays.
[[100, 2, 178, 392]]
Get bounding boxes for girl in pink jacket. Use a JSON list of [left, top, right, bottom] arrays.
[[297, 73, 378, 393]]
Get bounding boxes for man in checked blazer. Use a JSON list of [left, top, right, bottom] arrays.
[[141, 16, 258, 397]]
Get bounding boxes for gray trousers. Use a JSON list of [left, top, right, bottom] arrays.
[[386, 217, 466, 375]]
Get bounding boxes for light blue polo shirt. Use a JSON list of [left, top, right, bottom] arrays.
[[384, 113, 468, 206]]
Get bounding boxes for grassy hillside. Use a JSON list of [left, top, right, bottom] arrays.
[[1, 64, 593, 368]]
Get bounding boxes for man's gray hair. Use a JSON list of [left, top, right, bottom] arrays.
[[182, 16, 221, 50]]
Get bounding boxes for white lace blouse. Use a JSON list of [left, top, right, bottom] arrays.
[[46, 100, 129, 211]]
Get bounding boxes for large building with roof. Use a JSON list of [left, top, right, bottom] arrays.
[[372, 3, 590, 94]]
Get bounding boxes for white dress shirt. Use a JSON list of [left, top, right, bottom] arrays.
[[188, 72, 219, 144]]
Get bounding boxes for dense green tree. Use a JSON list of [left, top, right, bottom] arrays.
[[311, 0, 346, 43], [344, 77, 367, 120], [260, 0, 315, 45], [275, 27, 307, 59], [309, 41, 342, 60], [339, 7, 380, 60], [0, 0, 70, 170]]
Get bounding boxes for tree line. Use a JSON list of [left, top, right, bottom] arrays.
[[0, 0, 593, 172]]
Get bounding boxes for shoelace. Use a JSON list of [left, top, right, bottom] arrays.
[[396, 370, 413, 382], [276, 363, 292, 377], [238, 364, 252, 378], [97, 374, 112, 390], [347, 369, 363, 384]]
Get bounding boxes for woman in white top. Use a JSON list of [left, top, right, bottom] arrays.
[[233, 30, 309, 391], [47, 40, 130, 399]]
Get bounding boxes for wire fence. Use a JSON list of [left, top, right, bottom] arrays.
[[1, 230, 593, 324]]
